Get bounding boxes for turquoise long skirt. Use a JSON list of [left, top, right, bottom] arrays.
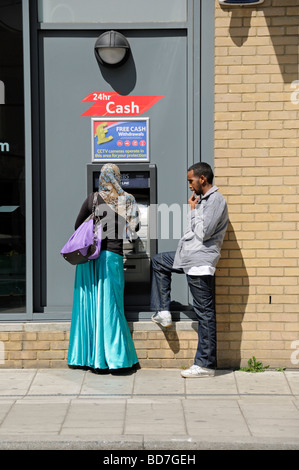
[[67, 250, 138, 370]]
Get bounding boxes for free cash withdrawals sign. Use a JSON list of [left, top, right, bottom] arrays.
[[81, 92, 164, 162], [91, 118, 149, 162]]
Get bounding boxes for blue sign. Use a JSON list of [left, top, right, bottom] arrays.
[[92, 118, 149, 162]]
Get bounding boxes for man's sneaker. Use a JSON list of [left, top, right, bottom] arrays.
[[181, 364, 215, 378], [151, 311, 173, 328]]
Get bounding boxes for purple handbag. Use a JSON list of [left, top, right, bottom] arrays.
[[60, 194, 102, 265]]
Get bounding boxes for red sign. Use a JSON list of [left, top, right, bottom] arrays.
[[81, 92, 164, 117]]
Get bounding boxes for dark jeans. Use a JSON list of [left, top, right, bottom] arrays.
[[150, 251, 216, 369]]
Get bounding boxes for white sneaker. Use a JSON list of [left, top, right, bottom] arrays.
[[151, 311, 173, 327], [181, 364, 215, 378]]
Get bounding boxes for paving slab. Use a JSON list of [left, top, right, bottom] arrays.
[[125, 399, 186, 435], [0, 401, 69, 434], [183, 398, 251, 438], [133, 369, 184, 397], [185, 370, 238, 397], [28, 368, 84, 396], [61, 400, 126, 435], [0, 369, 36, 396], [80, 370, 135, 397], [0, 400, 15, 423], [234, 370, 291, 395], [285, 370, 299, 395]]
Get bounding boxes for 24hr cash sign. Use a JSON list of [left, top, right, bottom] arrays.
[[81, 92, 164, 117], [81, 92, 164, 162]]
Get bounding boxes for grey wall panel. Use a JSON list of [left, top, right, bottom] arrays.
[[38, 0, 187, 23]]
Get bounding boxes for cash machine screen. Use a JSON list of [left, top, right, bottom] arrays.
[[121, 171, 149, 189], [93, 171, 150, 191]]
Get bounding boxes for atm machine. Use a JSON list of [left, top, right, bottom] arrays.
[[87, 163, 157, 316]]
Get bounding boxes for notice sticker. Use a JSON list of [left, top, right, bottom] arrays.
[[91, 117, 149, 162]]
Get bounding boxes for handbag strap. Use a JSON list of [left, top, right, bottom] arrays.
[[92, 192, 98, 216]]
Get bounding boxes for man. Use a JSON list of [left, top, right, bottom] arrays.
[[150, 162, 228, 378]]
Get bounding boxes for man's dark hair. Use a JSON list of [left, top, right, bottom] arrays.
[[188, 162, 214, 184]]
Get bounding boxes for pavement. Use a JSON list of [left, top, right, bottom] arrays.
[[0, 367, 298, 451]]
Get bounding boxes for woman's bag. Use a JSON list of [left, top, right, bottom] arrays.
[[60, 193, 102, 265]]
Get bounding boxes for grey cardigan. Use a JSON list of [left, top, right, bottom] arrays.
[[173, 186, 228, 271]]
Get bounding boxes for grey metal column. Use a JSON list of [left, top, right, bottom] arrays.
[[201, 0, 215, 169]]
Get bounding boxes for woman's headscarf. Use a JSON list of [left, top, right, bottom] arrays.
[[98, 163, 140, 233]]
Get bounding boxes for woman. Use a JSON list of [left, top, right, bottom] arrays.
[[67, 163, 139, 372]]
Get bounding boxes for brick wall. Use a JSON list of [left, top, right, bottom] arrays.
[[214, 0, 299, 369], [0, 323, 70, 368]]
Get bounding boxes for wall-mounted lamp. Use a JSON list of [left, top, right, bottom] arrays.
[[94, 30, 130, 67], [219, 0, 264, 6]]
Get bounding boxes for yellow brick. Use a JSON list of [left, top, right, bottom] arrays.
[[284, 285, 299, 294], [271, 259, 297, 268], [37, 332, 65, 340], [50, 341, 69, 350], [23, 341, 50, 350], [243, 75, 271, 84], [256, 45, 282, 55], [24, 360, 50, 368], [133, 331, 148, 340], [243, 332, 270, 340], [139, 359, 161, 368], [134, 340, 160, 349], [0, 333, 9, 341], [240, 341, 258, 350], [255, 268, 284, 278], [38, 350, 65, 360], [169, 340, 189, 350], [8, 332, 23, 341], [135, 350, 147, 359], [5, 342, 22, 351], [270, 239, 296, 248], [10, 351, 37, 360], [22, 332, 37, 341], [175, 350, 194, 360], [148, 350, 174, 359]]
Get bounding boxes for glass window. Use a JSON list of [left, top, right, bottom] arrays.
[[0, 1, 26, 312], [38, 0, 187, 23]]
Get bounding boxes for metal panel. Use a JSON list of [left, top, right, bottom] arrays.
[[0, 0, 216, 322], [201, 0, 215, 170], [23, 0, 33, 319]]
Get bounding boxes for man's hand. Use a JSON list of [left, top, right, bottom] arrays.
[[188, 191, 199, 210]]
